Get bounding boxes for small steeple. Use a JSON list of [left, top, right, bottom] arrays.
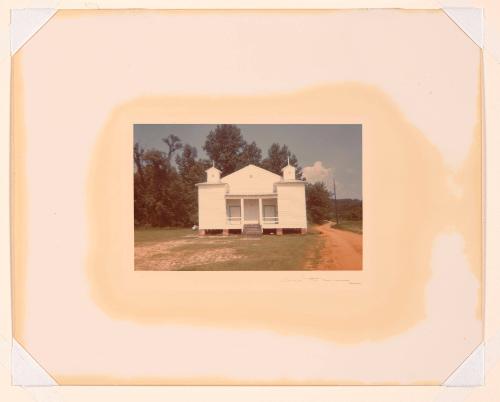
[[206, 161, 221, 183], [281, 157, 296, 181]]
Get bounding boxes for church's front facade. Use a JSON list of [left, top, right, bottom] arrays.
[[196, 162, 307, 235]]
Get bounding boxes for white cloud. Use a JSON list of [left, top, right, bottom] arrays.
[[303, 161, 335, 191]]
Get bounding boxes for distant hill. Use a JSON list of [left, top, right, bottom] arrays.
[[330, 198, 362, 221]]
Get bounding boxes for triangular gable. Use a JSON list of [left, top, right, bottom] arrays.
[[221, 164, 281, 181], [221, 164, 282, 195]]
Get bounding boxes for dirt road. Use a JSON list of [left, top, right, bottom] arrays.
[[310, 222, 362, 270]]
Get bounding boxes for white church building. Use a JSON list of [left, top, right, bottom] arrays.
[[196, 161, 307, 235]]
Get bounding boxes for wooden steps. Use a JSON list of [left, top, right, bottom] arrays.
[[242, 224, 262, 236]]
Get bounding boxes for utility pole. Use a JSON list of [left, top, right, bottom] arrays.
[[333, 179, 339, 225]]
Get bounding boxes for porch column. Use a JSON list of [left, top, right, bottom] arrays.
[[240, 198, 245, 227], [258, 198, 263, 225]]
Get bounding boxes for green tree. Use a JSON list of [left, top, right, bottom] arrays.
[[176, 144, 211, 225], [237, 141, 262, 168], [133, 142, 145, 183], [132, 147, 189, 227], [305, 182, 332, 223], [141, 149, 177, 226], [133, 142, 146, 225], [261, 143, 303, 179], [162, 134, 182, 161], [203, 125, 263, 176], [135, 138, 207, 227]]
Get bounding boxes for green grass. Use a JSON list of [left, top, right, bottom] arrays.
[[331, 220, 363, 234], [134, 227, 193, 243], [184, 233, 320, 271], [135, 227, 322, 271]]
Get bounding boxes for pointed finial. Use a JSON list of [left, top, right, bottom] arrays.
[[212, 160, 215, 168], [287, 156, 290, 166]]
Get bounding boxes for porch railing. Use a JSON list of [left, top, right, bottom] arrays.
[[226, 216, 279, 224], [263, 216, 279, 224], [227, 216, 242, 224]]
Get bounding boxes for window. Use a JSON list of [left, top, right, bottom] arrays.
[[263, 205, 276, 218], [228, 206, 241, 218]]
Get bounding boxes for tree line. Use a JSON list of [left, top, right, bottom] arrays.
[[134, 124, 359, 228]]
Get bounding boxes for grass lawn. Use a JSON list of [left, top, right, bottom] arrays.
[[331, 220, 363, 234], [135, 227, 193, 243], [135, 227, 323, 271]]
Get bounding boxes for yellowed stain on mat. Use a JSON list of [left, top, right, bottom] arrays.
[[85, 83, 482, 341]]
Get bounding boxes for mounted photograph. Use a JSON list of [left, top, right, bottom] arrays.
[[134, 124, 362, 271]]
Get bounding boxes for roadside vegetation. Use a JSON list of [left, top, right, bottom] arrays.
[[331, 220, 363, 234]]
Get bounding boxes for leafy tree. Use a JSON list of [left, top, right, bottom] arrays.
[[176, 144, 200, 179], [133, 142, 145, 183], [133, 146, 191, 227], [332, 199, 363, 221], [203, 125, 263, 176], [305, 182, 332, 223], [261, 143, 303, 179], [133, 142, 148, 225], [176, 144, 211, 224], [133, 143, 147, 225], [237, 141, 262, 168], [162, 134, 182, 161], [140, 149, 177, 226]]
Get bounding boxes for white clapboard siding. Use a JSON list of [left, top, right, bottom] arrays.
[[197, 163, 307, 230], [221, 165, 281, 195], [198, 184, 227, 229], [277, 183, 307, 228]]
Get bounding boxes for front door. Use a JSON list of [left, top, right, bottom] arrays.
[[244, 199, 259, 224]]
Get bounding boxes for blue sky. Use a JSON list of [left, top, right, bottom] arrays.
[[134, 124, 362, 199]]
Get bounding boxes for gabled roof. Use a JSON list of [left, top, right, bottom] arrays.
[[221, 164, 282, 181]]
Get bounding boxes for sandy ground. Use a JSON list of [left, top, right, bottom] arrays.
[[311, 222, 363, 270], [135, 239, 241, 270]]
